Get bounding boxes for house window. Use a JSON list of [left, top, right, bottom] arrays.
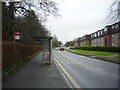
[[95, 39, 98, 42], [112, 44, 114, 46], [104, 28, 107, 32], [112, 34, 115, 37], [115, 24, 118, 29], [95, 33, 97, 37], [112, 26, 114, 29], [94, 33, 96, 37], [115, 33, 118, 37], [99, 38, 100, 42], [95, 39, 96, 42], [98, 32, 100, 36]]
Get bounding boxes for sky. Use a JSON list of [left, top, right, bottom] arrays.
[[45, 0, 114, 44]]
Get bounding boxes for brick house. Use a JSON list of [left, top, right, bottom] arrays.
[[79, 35, 91, 46], [111, 22, 120, 46], [91, 29, 105, 46], [104, 25, 112, 46], [77, 22, 120, 47], [104, 22, 120, 46]]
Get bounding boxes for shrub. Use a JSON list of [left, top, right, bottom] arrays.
[[71, 46, 120, 52], [2, 41, 43, 68], [2, 41, 43, 80]]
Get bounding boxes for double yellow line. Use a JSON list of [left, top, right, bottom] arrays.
[[54, 57, 81, 89]]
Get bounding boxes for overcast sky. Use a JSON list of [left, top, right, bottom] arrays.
[[45, 0, 113, 44]]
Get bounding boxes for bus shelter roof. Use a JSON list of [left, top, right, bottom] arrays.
[[33, 36, 53, 40]]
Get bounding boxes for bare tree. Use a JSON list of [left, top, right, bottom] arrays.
[[2, 0, 59, 40], [6, 0, 59, 20], [106, 0, 120, 24], [52, 34, 58, 47]]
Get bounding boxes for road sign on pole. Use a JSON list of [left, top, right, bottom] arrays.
[[15, 35, 20, 40], [14, 32, 21, 41], [14, 32, 20, 35]]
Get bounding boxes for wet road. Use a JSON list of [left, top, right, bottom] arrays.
[[53, 50, 120, 88]]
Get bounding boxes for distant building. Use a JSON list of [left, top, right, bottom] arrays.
[[74, 43, 80, 46], [111, 22, 120, 46], [77, 22, 120, 47], [79, 35, 91, 46], [91, 29, 105, 46]]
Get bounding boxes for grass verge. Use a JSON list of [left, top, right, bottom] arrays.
[[66, 49, 120, 64], [66, 49, 90, 56], [96, 56, 120, 63], [70, 49, 119, 56]]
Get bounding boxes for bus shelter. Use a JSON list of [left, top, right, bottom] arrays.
[[33, 36, 53, 64]]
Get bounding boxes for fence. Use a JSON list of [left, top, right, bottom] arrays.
[[2, 41, 43, 68]]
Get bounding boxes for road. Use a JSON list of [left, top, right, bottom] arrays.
[[53, 50, 120, 88]]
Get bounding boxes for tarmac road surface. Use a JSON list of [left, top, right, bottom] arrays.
[[53, 50, 120, 88]]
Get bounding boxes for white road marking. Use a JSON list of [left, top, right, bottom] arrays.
[[112, 74, 120, 78], [96, 67, 104, 71], [66, 61, 71, 64], [54, 57, 81, 88], [70, 61, 74, 64]]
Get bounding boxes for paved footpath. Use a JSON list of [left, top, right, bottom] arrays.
[[3, 52, 69, 88]]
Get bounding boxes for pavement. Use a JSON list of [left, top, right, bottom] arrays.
[[2, 52, 69, 88]]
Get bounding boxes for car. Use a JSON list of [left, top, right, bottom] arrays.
[[55, 47, 59, 50], [60, 48, 65, 51], [67, 47, 70, 49]]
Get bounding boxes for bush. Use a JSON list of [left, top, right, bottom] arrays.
[[71, 46, 120, 52], [2, 41, 43, 68]]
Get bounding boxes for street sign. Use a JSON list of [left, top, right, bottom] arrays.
[[14, 32, 21, 41], [14, 32, 20, 35], [15, 35, 20, 40]]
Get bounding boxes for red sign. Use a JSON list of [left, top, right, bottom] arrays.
[[14, 32, 20, 35]]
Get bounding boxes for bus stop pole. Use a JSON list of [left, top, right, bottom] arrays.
[[49, 40, 51, 64]]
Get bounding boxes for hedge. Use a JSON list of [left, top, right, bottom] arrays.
[[70, 46, 120, 52], [2, 41, 43, 68]]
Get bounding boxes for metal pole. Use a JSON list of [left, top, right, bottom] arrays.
[[43, 51, 44, 62]]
